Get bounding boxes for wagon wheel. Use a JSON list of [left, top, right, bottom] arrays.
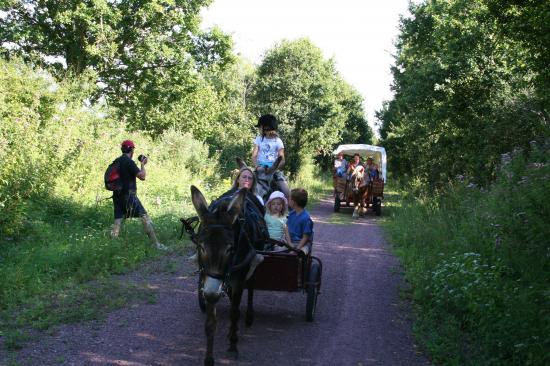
[[306, 262, 320, 322], [375, 198, 382, 216], [334, 194, 340, 212]]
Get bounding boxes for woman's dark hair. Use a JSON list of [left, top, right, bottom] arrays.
[[121, 146, 134, 154]]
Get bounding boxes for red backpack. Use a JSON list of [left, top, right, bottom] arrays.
[[104, 158, 123, 191]]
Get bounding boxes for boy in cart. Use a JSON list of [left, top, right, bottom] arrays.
[[287, 188, 314, 255]]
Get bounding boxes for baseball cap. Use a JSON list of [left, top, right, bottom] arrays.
[[121, 140, 135, 149]]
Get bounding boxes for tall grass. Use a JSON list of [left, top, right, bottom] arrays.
[[0, 61, 228, 340], [384, 145, 550, 365]]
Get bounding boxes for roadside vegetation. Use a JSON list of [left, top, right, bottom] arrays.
[[379, 1, 549, 365], [384, 148, 549, 365], [0, 2, 344, 350]]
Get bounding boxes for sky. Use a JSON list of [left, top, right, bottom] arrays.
[[200, 0, 411, 134]]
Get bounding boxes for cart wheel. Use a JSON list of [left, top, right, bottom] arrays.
[[198, 273, 206, 313], [306, 262, 320, 322], [375, 199, 382, 216], [334, 195, 340, 212]]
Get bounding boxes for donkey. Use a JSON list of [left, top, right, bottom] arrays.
[[351, 165, 369, 218], [238, 156, 283, 203], [190, 185, 264, 366]]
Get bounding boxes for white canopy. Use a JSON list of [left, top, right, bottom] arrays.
[[332, 144, 387, 182]]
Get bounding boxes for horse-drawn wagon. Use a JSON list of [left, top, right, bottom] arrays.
[[332, 144, 386, 216]]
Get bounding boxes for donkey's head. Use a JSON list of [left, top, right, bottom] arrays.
[[250, 156, 282, 203], [191, 185, 246, 304]]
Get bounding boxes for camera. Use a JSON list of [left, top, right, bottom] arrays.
[[137, 154, 147, 163]]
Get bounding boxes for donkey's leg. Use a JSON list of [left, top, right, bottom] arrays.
[[228, 284, 244, 356], [204, 302, 217, 366], [245, 286, 255, 327]]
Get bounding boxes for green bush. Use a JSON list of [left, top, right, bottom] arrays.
[[385, 144, 550, 365], [0, 59, 219, 313]]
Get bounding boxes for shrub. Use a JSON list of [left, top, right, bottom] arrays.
[[385, 143, 550, 365]]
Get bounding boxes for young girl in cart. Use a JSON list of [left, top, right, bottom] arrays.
[[264, 191, 291, 250]]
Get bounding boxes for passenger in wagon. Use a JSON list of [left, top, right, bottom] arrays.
[[264, 191, 291, 250], [365, 157, 380, 181], [347, 153, 364, 180], [287, 188, 314, 254], [333, 152, 348, 178]]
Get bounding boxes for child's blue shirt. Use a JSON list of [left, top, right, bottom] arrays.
[[287, 209, 314, 242]]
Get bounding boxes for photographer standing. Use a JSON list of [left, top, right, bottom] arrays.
[[111, 140, 166, 250]]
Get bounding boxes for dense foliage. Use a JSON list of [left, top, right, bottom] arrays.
[[0, 0, 234, 134], [378, 0, 549, 188], [385, 145, 550, 365], [0, 58, 216, 238], [379, 1, 550, 365]]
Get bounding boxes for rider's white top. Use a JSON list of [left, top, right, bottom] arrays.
[[254, 135, 284, 168]]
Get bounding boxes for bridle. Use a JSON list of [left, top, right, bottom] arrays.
[[184, 200, 257, 285], [352, 166, 366, 188]]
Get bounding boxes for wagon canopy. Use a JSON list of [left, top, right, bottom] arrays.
[[332, 144, 387, 182]]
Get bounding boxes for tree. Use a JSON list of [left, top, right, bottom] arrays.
[[0, 0, 234, 134], [251, 38, 371, 175], [378, 0, 549, 187]]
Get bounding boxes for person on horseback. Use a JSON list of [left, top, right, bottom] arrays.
[[252, 114, 290, 199]]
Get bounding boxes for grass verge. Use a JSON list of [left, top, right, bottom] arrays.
[[382, 151, 550, 366]]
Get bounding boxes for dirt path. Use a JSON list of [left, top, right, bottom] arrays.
[[3, 196, 431, 366]]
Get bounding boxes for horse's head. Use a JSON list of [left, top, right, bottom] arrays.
[[191, 185, 246, 304], [254, 156, 282, 203], [351, 165, 366, 189]]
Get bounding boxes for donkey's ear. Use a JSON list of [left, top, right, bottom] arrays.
[[268, 156, 283, 173], [236, 157, 248, 170], [227, 189, 246, 223], [190, 185, 208, 220]]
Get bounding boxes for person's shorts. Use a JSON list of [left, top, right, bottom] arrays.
[[113, 191, 147, 219]]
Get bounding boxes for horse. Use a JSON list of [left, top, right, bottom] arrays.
[[350, 165, 369, 218], [237, 156, 283, 204], [190, 185, 265, 366]]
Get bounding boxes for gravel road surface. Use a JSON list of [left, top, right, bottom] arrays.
[[3, 196, 431, 366]]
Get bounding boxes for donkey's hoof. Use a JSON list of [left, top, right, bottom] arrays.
[[227, 347, 239, 359], [245, 312, 254, 327]]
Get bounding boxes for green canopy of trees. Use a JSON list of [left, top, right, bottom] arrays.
[[251, 38, 372, 174], [378, 0, 549, 188], [0, 0, 234, 133]]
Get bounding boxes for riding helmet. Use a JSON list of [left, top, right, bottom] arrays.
[[255, 114, 278, 130]]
